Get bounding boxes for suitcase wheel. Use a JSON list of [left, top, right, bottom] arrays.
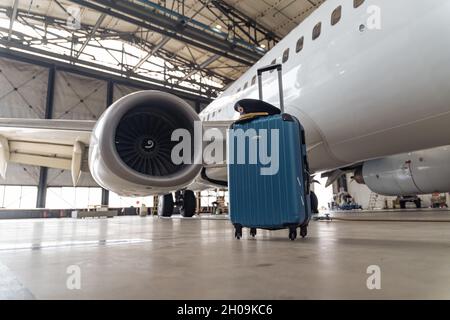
[[300, 225, 308, 238], [234, 225, 243, 240], [288, 227, 297, 241], [250, 228, 257, 238]]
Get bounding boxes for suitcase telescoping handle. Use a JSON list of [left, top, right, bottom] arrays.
[[257, 64, 285, 114]]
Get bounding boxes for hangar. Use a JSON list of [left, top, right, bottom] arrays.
[[1, 0, 450, 300]]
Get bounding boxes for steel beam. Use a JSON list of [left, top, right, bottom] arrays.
[[0, 45, 214, 102], [36, 167, 48, 209], [132, 36, 170, 72], [101, 188, 110, 207], [0, 7, 234, 90], [207, 0, 280, 47], [67, 0, 258, 66], [0, 48, 211, 104], [178, 54, 221, 84], [36, 66, 55, 209], [101, 80, 115, 207], [75, 12, 107, 59], [7, 0, 19, 42]]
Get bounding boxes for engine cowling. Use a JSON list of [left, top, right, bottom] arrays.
[[89, 91, 202, 196], [354, 146, 450, 196]]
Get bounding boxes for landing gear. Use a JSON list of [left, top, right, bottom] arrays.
[[158, 190, 197, 218], [310, 191, 319, 214], [415, 199, 422, 209], [158, 194, 174, 217], [250, 228, 257, 238], [400, 201, 406, 209], [399, 196, 421, 209], [177, 190, 197, 218]]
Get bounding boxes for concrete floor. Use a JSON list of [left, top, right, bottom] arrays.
[[1, 212, 450, 300]]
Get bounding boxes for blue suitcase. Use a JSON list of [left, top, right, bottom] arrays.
[[228, 65, 311, 240]]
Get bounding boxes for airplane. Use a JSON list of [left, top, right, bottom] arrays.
[[1, 0, 450, 217]]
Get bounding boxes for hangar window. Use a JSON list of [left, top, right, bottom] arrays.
[[354, 0, 364, 8], [331, 6, 342, 25], [312, 22, 322, 40], [251, 75, 257, 85], [46, 188, 102, 209], [282, 48, 290, 63], [109, 192, 154, 208], [296, 37, 304, 53], [244, 82, 248, 90], [0, 186, 38, 209]]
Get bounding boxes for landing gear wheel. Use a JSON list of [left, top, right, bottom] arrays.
[[310, 191, 319, 214], [234, 225, 243, 240], [250, 228, 257, 238], [288, 228, 297, 241], [415, 199, 422, 209], [158, 194, 174, 217], [180, 190, 196, 218], [300, 225, 308, 238]]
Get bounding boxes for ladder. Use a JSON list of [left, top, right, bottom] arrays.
[[368, 192, 380, 210]]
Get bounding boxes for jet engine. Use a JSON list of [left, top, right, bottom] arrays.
[[353, 146, 450, 196], [89, 91, 202, 196]]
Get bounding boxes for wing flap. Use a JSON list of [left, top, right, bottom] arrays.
[[9, 153, 72, 171], [0, 119, 93, 186]]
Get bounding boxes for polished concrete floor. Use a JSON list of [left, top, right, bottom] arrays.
[[1, 212, 450, 300]]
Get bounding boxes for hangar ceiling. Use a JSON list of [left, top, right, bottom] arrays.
[[0, 0, 325, 99]]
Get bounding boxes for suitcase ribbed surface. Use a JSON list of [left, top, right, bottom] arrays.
[[228, 114, 308, 229]]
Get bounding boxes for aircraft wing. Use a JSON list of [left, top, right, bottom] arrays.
[[0, 118, 234, 189], [0, 118, 95, 186]]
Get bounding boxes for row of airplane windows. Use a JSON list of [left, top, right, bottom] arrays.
[[202, 0, 365, 121], [234, 0, 365, 94]]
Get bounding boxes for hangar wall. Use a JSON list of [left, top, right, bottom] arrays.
[[0, 57, 47, 187], [0, 54, 207, 209]]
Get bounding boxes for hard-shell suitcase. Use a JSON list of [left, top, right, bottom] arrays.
[[228, 64, 311, 240]]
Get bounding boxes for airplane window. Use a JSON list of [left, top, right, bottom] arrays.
[[312, 22, 322, 40], [237, 88, 241, 93], [282, 48, 290, 63], [296, 37, 304, 53], [244, 82, 248, 90], [251, 75, 256, 85], [331, 6, 342, 25], [354, 0, 364, 8]]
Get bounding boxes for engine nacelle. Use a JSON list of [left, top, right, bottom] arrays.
[[89, 91, 202, 196], [355, 146, 450, 196]]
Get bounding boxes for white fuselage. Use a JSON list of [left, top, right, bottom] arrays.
[[200, 0, 450, 173]]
